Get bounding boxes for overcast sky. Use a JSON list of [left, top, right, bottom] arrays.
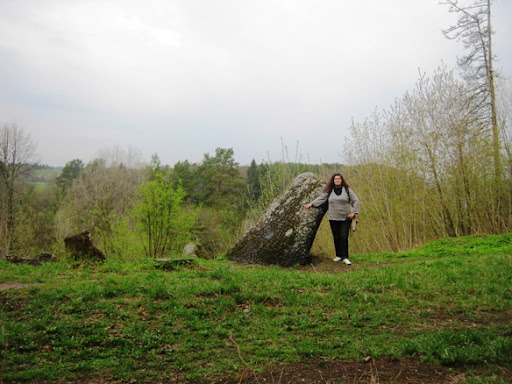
[[1, 0, 511, 167]]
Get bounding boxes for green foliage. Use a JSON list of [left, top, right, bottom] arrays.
[[0, 167, 59, 257], [170, 159, 198, 202], [131, 168, 197, 258], [194, 147, 246, 208], [54, 158, 146, 253], [14, 184, 58, 255], [1, 234, 510, 382], [168, 148, 249, 257], [107, 215, 145, 260], [55, 159, 84, 195]]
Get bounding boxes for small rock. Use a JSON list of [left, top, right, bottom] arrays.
[[182, 243, 198, 257]]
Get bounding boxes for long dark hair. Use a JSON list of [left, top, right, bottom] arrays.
[[323, 173, 350, 193]]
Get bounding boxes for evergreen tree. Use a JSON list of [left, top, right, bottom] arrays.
[[171, 160, 199, 203], [55, 159, 84, 196], [246, 159, 261, 201], [196, 148, 245, 208]]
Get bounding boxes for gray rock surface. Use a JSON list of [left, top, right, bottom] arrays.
[[182, 242, 208, 258], [228, 172, 327, 266], [182, 243, 198, 257]]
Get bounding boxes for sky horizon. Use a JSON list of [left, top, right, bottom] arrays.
[[1, 0, 511, 167]]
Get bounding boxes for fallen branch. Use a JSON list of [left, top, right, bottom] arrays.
[[229, 331, 260, 384]]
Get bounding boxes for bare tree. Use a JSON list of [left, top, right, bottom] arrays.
[[0, 123, 36, 255], [343, 64, 504, 252], [497, 78, 512, 176], [496, 78, 512, 229], [441, 0, 501, 179]]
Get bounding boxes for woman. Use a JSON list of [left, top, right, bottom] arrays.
[[304, 173, 360, 265]]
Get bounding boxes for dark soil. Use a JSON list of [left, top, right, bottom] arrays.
[[45, 358, 510, 383], [224, 357, 507, 384], [302, 254, 393, 274]]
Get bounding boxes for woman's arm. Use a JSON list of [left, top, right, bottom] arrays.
[[304, 192, 329, 209], [349, 188, 360, 214]]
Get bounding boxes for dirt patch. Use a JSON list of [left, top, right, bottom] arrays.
[[0, 282, 42, 291], [224, 357, 511, 384], [47, 358, 510, 383], [422, 308, 512, 329]]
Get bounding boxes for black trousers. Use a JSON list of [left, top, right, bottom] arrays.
[[329, 219, 351, 259]]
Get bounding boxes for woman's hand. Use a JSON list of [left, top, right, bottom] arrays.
[[348, 213, 356, 220], [304, 202, 313, 210]]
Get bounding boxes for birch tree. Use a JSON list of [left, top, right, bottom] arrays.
[[441, 0, 501, 179]]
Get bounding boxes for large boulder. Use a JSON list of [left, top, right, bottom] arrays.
[[64, 231, 106, 262], [228, 172, 327, 266]]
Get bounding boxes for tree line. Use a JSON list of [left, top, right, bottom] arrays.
[[0, 136, 339, 259]]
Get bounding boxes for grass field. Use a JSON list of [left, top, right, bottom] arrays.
[[1, 234, 511, 383]]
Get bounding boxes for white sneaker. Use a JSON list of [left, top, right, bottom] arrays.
[[333, 257, 342, 262], [343, 258, 352, 265]]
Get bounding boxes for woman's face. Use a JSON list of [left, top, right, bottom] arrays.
[[334, 175, 342, 186]]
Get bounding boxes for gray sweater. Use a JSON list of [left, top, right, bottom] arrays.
[[312, 187, 360, 221]]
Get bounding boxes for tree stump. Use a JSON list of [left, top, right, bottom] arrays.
[[64, 231, 106, 262], [228, 172, 327, 266]]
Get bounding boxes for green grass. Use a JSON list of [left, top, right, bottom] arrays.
[[1, 233, 511, 382]]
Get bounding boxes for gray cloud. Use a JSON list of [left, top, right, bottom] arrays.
[[0, 0, 510, 166]]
